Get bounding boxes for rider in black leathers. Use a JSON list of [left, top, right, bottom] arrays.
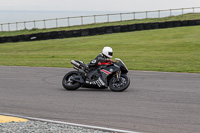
[[87, 47, 114, 81], [89, 47, 114, 69]]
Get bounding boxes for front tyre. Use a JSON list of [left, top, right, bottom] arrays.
[[62, 71, 81, 90], [109, 74, 130, 92]]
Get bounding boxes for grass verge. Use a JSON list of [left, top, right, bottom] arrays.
[[0, 25, 200, 73]]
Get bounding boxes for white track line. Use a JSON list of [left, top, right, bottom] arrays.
[[0, 113, 141, 133]]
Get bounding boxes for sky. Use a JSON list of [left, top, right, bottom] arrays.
[[0, 0, 200, 12]]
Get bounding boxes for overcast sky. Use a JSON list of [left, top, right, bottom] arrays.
[[1, 0, 200, 12]]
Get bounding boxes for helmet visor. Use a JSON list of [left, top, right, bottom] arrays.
[[108, 52, 113, 56]]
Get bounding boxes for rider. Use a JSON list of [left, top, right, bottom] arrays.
[[89, 46, 114, 69]]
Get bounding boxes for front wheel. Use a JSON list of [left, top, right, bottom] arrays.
[[109, 74, 130, 92], [62, 71, 81, 90]]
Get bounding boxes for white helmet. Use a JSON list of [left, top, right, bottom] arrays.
[[102, 47, 113, 58]]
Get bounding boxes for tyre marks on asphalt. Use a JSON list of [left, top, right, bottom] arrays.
[[41, 75, 62, 85]]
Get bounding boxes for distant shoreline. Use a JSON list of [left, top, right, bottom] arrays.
[[0, 10, 120, 24]]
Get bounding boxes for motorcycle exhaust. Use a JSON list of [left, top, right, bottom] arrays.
[[73, 66, 79, 71], [73, 66, 85, 73], [71, 60, 81, 68], [71, 60, 87, 74]]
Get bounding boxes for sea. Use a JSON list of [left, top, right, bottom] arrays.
[[0, 10, 122, 31], [0, 9, 197, 31]]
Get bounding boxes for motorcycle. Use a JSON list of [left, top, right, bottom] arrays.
[[62, 58, 130, 92]]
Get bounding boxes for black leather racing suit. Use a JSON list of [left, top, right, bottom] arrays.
[[89, 53, 113, 69]]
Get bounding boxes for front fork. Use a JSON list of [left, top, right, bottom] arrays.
[[116, 71, 121, 81]]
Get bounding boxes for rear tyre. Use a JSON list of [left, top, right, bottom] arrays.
[[109, 74, 130, 92], [62, 71, 81, 90]]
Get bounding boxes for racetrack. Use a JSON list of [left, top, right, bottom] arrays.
[[0, 66, 200, 133]]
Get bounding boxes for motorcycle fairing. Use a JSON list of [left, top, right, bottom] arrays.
[[100, 65, 120, 85], [101, 69, 111, 75]]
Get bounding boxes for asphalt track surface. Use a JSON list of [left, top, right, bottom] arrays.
[[0, 66, 200, 133]]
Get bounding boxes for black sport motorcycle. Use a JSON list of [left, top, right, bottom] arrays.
[[62, 58, 130, 92]]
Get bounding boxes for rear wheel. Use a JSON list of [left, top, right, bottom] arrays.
[[62, 71, 81, 90], [109, 74, 130, 92]]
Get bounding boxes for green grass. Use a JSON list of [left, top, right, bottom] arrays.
[[1, 13, 200, 37], [0, 25, 200, 73]]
